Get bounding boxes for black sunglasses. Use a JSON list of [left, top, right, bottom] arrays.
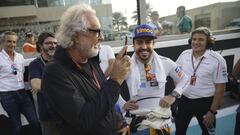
[[87, 28, 102, 38], [11, 64, 17, 75]]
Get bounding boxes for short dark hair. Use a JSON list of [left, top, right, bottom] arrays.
[[177, 6, 186, 15], [36, 32, 55, 52]]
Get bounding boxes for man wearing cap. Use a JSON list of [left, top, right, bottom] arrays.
[[118, 24, 189, 135], [22, 32, 36, 57]]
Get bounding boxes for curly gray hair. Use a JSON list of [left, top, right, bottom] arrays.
[[56, 3, 96, 48]]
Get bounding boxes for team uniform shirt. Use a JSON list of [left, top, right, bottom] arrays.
[[130, 54, 188, 110], [117, 52, 189, 130], [99, 45, 115, 73], [0, 49, 25, 91], [23, 43, 36, 54], [176, 49, 228, 99], [117, 51, 189, 111]]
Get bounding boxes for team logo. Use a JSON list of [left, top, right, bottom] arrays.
[[175, 66, 184, 77]]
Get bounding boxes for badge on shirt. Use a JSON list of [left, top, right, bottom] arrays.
[[190, 75, 196, 86], [150, 81, 159, 87]]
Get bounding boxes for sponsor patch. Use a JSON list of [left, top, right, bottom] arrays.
[[175, 66, 183, 77], [139, 82, 146, 88], [222, 67, 228, 78]]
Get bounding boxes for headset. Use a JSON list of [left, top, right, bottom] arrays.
[[188, 27, 215, 49]]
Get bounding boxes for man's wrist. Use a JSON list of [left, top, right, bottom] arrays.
[[170, 91, 181, 98], [209, 109, 217, 115]]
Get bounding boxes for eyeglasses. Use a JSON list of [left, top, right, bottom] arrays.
[[144, 64, 153, 81], [86, 28, 102, 38], [44, 41, 58, 45], [11, 64, 17, 75]]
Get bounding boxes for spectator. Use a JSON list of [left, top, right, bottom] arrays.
[[176, 6, 192, 34], [22, 32, 37, 57], [28, 32, 58, 135], [41, 3, 130, 135], [175, 27, 228, 135], [148, 11, 163, 36], [0, 31, 40, 135], [99, 44, 115, 78], [98, 45, 129, 134], [118, 24, 189, 135]]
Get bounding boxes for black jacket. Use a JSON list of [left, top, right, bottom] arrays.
[[41, 46, 120, 135]]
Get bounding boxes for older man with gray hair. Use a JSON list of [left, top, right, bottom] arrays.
[[41, 3, 131, 135]]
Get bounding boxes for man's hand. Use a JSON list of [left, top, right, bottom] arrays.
[[202, 111, 215, 127], [123, 100, 138, 111], [159, 95, 176, 108], [110, 46, 130, 85], [30, 78, 41, 94]]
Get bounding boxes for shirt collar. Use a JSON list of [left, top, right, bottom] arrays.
[[203, 50, 210, 58], [1, 49, 16, 58], [191, 49, 210, 60]]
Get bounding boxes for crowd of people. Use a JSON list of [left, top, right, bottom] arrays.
[[0, 3, 238, 135]]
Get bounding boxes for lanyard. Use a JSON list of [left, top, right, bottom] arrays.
[[40, 55, 47, 65], [71, 58, 101, 90], [191, 55, 204, 76], [90, 65, 101, 90]]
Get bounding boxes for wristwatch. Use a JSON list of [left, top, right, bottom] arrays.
[[170, 91, 181, 98], [209, 109, 217, 115]]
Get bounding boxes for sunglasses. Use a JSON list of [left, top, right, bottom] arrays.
[[86, 28, 102, 38], [11, 64, 17, 75]]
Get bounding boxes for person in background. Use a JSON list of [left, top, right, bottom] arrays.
[[148, 11, 163, 36], [0, 31, 40, 135], [176, 6, 192, 34], [98, 45, 129, 135], [23, 32, 37, 57], [99, 44, 116, 78], [175, 27, 228, 135], [118, 24, 189, 135], [28, 32, 58, 135], [41, 3, 130, 135], [233, 58, 240, 135]]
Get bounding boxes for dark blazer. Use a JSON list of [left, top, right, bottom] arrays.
[[41, 46, 120, 135]]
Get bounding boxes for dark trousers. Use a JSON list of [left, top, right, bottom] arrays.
[[0, 89, 40, 135], [175, 95, 215, 135]]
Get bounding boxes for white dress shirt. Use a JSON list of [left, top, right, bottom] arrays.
[[0, 50, 25, 91]]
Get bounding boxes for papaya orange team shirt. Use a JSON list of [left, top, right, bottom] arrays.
[[23, 43, 36, 53]]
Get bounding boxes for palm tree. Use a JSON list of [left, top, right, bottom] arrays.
[[131, 3, 153, 23], [112, 12, 128, 32]]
